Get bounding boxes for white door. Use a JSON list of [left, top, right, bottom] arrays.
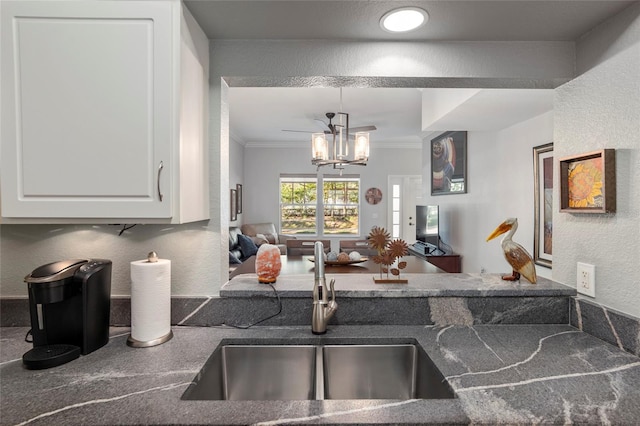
[[388, 176, 423, 242]]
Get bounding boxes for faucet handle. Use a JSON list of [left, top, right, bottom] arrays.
[[326, 278, 338, 319], [328, 278, 336, 302]]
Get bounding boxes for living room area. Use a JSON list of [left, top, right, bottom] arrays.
[[228, 87, 555, 281]]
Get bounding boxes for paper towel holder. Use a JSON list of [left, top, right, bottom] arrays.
[[127, 252, 174, 348], [127, 330, 173, 348]]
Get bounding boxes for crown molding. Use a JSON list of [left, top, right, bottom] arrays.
[[244, 140, 421, 149], [229, 131, 246, 146]]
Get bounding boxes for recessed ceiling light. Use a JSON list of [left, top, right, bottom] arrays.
[[380, 7, 428, 33]]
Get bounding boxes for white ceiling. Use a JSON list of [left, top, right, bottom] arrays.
[[229, 87, 426, 146], [186, 1, 633, 146], [229, 87, 555, 146]]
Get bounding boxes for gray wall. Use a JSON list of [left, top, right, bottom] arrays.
[[554, 3, 640, 318]]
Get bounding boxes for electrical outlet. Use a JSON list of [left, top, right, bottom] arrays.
[[577, 262, 596, 297]]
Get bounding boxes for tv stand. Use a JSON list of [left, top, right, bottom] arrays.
[[409, 243, 461, 273], [412, 241, 442, 255]]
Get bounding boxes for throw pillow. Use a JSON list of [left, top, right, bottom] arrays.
[[251, 235, 269, 246], [229, 251, 242, 264], [264, 233, 279, 245], [237, 234, 259, 260]]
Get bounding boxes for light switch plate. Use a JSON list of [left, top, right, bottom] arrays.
[[577, 262, 596, 297]]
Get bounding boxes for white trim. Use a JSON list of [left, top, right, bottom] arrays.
[[245, 140, 421, 149]]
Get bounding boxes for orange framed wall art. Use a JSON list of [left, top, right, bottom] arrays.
[[559, 149, 616, 214]]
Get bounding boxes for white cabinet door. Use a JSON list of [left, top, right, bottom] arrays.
[[1, 1, 173, 219]]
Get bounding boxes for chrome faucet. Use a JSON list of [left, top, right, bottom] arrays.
[[312, 241, 337, 334]]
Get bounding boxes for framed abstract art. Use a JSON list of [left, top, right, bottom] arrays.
[[236, 184, 243, 214], [533, 143, 553, 268], [430, 131, 467, 195], [230, 189, 237, 221]]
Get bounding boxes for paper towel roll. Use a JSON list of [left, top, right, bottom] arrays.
[[130, 258, 171, 344]]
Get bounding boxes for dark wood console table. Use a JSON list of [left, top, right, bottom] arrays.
[[408, 246, 462, 273]]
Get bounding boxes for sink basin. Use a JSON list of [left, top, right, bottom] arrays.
[[322, 344, 454, 400], [182, 342, 455, 401], [181, 345, 316, 400]]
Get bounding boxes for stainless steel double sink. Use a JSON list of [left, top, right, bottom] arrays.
[[182, 342, 456, 401]]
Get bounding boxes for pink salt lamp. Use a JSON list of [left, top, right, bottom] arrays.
[[255, 244, 282, 283]]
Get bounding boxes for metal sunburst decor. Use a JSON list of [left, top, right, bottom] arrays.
[[367, 226, 409, 284]]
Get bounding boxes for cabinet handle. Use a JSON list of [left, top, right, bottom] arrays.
[[157, 161, 164, 202]]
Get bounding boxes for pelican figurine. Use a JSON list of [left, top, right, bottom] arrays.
[[486, 218, 537, 284]]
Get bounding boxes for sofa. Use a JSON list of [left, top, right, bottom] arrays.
[[229, 227, 244, 261], [229, 226, 264, 262], [240, 223, 295, 255], [229, 223, 296, 275]]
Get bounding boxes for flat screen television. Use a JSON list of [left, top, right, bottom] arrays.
[[416, 205, 439, 249]]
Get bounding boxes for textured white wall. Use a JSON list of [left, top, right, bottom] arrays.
[[205, 37, 575, 294], [0, 13, 618, 299], [420, 112, 554, 279], [0, 223, 217, 297], [553, 3, 640, 318], [210, 40, 574, 83], [229, 135, 245, 226], [242, 145, 422, 252]]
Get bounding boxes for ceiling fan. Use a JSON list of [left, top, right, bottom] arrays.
[[282, 88, 377, 136], [283, 112, 377, 135]]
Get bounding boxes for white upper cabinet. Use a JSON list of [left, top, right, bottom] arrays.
[[0, 0, 209, 223]]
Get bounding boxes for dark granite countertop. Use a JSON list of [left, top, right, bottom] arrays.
[[222, 273, 576, 298], [2, 324, 639, 425]]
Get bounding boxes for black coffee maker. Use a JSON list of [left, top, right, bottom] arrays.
[[23, 259, 112, 370]]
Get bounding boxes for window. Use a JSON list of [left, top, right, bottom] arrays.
[[323, 177, 360, 235], [391, 184, 400, 238], [280, 176, 317, 235], [280, 175, 360, 236]]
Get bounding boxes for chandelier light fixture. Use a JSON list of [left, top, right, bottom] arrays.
[[311, 90, 371, 172]]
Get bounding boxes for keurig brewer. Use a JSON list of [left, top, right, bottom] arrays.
[[23, 259, 112, 370]]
